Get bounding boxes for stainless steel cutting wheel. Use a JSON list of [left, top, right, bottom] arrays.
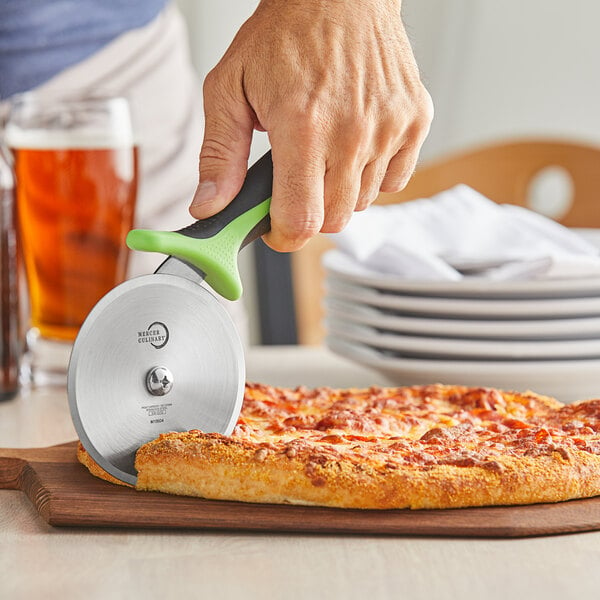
[[68, 151, 274, 486], [68, 272, 245, 486]]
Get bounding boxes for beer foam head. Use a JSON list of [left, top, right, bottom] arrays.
[[4, 95, 135, 149], [5, 124, 134, 149]]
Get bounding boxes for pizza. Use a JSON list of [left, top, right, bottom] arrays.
[[78, 382, 600, 509]]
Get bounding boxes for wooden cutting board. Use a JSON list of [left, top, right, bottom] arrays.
[[2, 441, 600, 537]]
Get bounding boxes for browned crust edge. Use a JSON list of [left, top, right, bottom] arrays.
[[77, 442, 133, 488], [130, 433, 600, 510]]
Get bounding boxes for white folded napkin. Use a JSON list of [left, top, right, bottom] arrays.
[[330, 185, 600, 281]]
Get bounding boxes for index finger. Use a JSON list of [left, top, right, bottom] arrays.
[[263, 138, 326, 252]]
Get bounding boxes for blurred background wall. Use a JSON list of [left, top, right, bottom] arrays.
[[175, 0, 600, 344], [402, 0, 600, 161]]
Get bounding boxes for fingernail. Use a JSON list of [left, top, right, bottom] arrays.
[[190, 181, 218, 207]]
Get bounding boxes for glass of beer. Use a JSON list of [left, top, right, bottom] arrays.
[[4, 94, 138, 385]]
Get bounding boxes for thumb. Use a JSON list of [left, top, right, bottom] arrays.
[[190, 83, 255, 219]]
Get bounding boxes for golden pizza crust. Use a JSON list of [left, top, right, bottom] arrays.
[[132, 431, 600, 510], [77, 442, 133, 488], [77, 383, 600, 509]]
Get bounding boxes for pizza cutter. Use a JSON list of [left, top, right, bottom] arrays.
[[68, 151, 273, 486]]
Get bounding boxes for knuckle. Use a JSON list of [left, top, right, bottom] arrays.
[[378, 110, 402, 136], [203, 67, 217, 88], [200, 137, 232, 163], [305, 210, 326, 233], [271, 126, 323, 166], [322, 189, 356, 233], [419, 88, 435, 124], [380, 171, 413, 193], [339, 123, 371, 163], [355, 198, 373, 212], [203, 63, 239, 107], [321, 212, 352, 234], [357, 189, 378, 210], [294, 127, 324, 157], [410, 87, 435, 137], [202, 68, 222, 101], [379, 85, 434, 147], [273, 188, 324, 242], [278, 94, 320, 122], [275, 99, 302, 121], [379, 180, 400, 193], [283, 212, 324, 239]]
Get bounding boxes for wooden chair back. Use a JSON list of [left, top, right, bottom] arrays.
[[291, 138, 600, 344]]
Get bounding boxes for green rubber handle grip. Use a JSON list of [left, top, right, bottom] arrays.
[[126, 151, 273, 300]]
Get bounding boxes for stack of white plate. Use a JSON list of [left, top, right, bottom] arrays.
[[323, 249, 600, 402]]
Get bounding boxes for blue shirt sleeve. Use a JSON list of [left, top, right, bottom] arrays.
[[0, 0, 169, 100]]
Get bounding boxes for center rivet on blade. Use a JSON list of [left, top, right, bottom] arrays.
[[146, 366, 174, 396]]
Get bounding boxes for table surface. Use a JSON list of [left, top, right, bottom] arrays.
[[2, 345, 600, 600]]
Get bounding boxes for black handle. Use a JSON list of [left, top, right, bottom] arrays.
[[177, 151, 273, 248]]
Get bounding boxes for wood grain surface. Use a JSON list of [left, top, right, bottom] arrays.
[[2, 441, 600, 537]]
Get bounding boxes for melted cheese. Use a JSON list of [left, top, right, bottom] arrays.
[[223, 383, 600, 470]]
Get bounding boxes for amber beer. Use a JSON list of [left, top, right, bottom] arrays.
[[10, 141, 138, 341]]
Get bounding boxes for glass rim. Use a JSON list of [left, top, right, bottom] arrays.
[[9, 92, 131, 108], [4, 92, 135, 149]]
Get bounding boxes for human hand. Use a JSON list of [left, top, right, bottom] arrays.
[[190, 0, 433, 252]]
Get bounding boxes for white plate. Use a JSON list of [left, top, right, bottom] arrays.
[[326, 318, 600, 360], [325, 298, 600, 340], [326, 337, 600, 403], [327, 278, 600, 319], [323, 249, 600, 299]]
